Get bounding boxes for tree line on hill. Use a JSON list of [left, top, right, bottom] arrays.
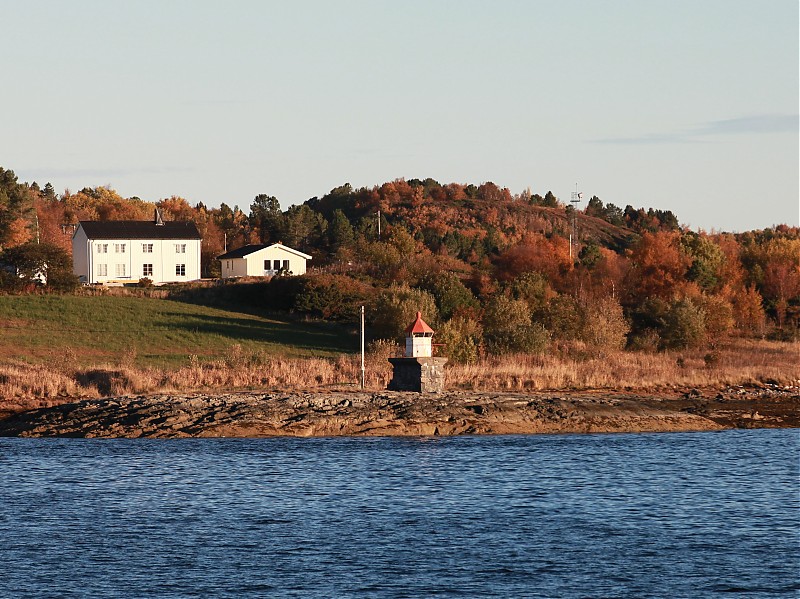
[[0, 165, 798, 358]]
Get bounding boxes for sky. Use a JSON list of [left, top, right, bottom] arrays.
[[3, 0, 798, 232]]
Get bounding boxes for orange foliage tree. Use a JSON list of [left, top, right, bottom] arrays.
[[157, 196, 196, 221], [493, 233, 572, 289], [627, 231, 691, 300]]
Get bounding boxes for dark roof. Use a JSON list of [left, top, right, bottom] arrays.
[[216, 244, 269, 259], [79, 220, 202, 240]]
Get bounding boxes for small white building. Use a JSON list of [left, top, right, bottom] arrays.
[[217, 243, 311, 278], [72, 214, 202, 284], [404, 311, 435, 357]]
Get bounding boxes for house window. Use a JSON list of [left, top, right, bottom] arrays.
[[175, 244, 186, 254], [97, 264, 107, 276], [273, 260, 281, 270], [143, 264, 153, 276], [142, 243, 153, 253], [116, 263, 126, 277], [264, 259, 269, 270], [282, 260, 289, 270], [97, 244, 108, 254], [115, 244, 126, 253], [176, 264, 186, 276]]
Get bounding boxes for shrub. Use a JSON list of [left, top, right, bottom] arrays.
[[540, 294, 583, 341], [0, 242, 79, 292], [138, 277, 154, 288], [264, 276, 306, 311], [417, 271, 478, 320], [627, 329, 661, 352], [732, 285, 766, 336], [483, 295, 531, 331], [582, 296, 630, 354], [366, 339, 401, 362], [437, 316, 483, 364], [629, 297, 670, 347], [508, 271, 554, 313], [368, 284, 438, 341], [483, 295, 550, 354], [661, 298, 706, 349], [292, 274, 373, 320], [696, 294, 734, 343], [508, 322, 550, 354]]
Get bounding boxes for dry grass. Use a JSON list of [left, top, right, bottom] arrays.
[[0, 338, 797, 415], [447, 338, 799, 391]]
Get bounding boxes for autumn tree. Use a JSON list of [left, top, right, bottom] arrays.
[[0, 167, 35, 248], [731, 285, 766, 335], [493, 233, 572, 288], [157, 196, 196, 221], [627, 231, 691, 300], [581, 296, 630, 355], [34, 196, 71, 253], [696, 294, 734, 343]]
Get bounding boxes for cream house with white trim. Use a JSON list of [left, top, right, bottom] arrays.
[[217, 243, 311, 278]]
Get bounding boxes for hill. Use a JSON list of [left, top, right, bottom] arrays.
[[1, 166, 797, 354]]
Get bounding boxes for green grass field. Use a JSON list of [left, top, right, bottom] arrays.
[[0, 295, 356, 367]]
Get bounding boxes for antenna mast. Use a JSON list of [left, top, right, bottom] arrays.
[[569, 183, 582, 261]]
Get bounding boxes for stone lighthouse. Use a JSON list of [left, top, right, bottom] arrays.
[[388, 312, 448, 393]]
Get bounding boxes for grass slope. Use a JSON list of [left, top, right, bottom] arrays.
[[0, 295, 355, 367]]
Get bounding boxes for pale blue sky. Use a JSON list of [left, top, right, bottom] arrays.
[[3, 0, 798, 231]]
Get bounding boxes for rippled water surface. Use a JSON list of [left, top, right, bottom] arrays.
[[0, 429, 798, 598]]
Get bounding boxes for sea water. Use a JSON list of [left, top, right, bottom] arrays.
[[0, 429, 797, 598]]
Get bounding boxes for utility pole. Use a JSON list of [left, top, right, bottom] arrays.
[[360, 305, 366, 389]]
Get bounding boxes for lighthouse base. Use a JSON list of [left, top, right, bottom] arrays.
[[387, 357, 448, 393]]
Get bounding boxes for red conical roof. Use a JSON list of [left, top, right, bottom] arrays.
[[405, 311, 434, 335]]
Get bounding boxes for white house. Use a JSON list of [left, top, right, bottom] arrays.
[[72, 214, 202, 284], [217, 243, 311, 278]]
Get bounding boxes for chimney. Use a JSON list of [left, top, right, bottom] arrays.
[[154, 208, 164, 226]]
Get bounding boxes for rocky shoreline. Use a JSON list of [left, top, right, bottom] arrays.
[[0, 384, 797, 438]]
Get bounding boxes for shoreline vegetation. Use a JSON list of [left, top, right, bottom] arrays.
[[1, 337, 797, 437], [2, 337, 798, 412]]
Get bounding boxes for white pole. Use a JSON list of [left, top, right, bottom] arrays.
[[360, 305, 366, 389], [377, 210, 381, 239]]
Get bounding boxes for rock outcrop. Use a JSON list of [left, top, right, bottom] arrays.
[[0, 386, 796, 438]]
